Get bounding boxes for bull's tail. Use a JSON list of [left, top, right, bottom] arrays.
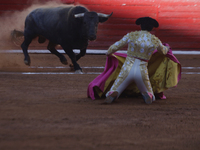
[[11, 29, 24, 46], [11, 29, 24, 38]]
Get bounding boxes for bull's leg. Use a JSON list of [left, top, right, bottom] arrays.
[[63, 47, 82, 72], [47, 42, 68, 65], [21, 37, 33, 66], [76, 48, 86, 61]]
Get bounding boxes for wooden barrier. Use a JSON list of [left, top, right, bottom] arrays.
[[0, 0, 200, 50]]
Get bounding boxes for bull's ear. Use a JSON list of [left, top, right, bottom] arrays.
[[98, 12, 113, 23]]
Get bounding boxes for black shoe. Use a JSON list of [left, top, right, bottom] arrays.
[[104, 91, 118, 104], [142, 92, 153, 104]]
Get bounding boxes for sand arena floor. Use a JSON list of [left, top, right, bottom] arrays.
[[0, 53, 199, 150]]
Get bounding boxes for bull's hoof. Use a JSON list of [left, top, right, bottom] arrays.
[[24, 59, 30, 66], [69, 64, 74, 71], [75, 70, 83, 74]]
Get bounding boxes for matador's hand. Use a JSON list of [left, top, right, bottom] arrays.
[[105, 52, 111, 56]]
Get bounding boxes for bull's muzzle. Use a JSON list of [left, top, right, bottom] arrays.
[[88, 35, 96, 41]]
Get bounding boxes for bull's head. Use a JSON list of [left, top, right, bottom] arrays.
[[74, 12, 113, 41]]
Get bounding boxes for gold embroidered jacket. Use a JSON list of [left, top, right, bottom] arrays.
[[107, 30, 169, 60]]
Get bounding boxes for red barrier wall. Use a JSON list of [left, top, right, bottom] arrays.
[[0, 0, 200, 50], [0, 0, 74, 13], [74, 0, 200, 50]]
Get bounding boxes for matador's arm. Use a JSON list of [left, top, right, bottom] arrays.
[[106, 33, 129, 55]]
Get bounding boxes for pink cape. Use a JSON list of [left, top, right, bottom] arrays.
[[87, 45, 181, 100]]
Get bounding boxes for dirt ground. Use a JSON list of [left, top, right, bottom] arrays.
[[0, 53, 199, 150]]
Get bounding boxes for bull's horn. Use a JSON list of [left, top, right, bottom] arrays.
[[74, 13, 85, 18], [97, 12, 113, 18]]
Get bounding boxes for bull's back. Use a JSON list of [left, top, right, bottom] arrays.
[[26, 6, 73, 31]]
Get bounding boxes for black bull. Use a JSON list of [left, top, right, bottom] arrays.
[[12, 6, 112, 73]]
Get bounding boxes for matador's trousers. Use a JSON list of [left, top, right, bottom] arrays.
[[106, 56, 155, 101]]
